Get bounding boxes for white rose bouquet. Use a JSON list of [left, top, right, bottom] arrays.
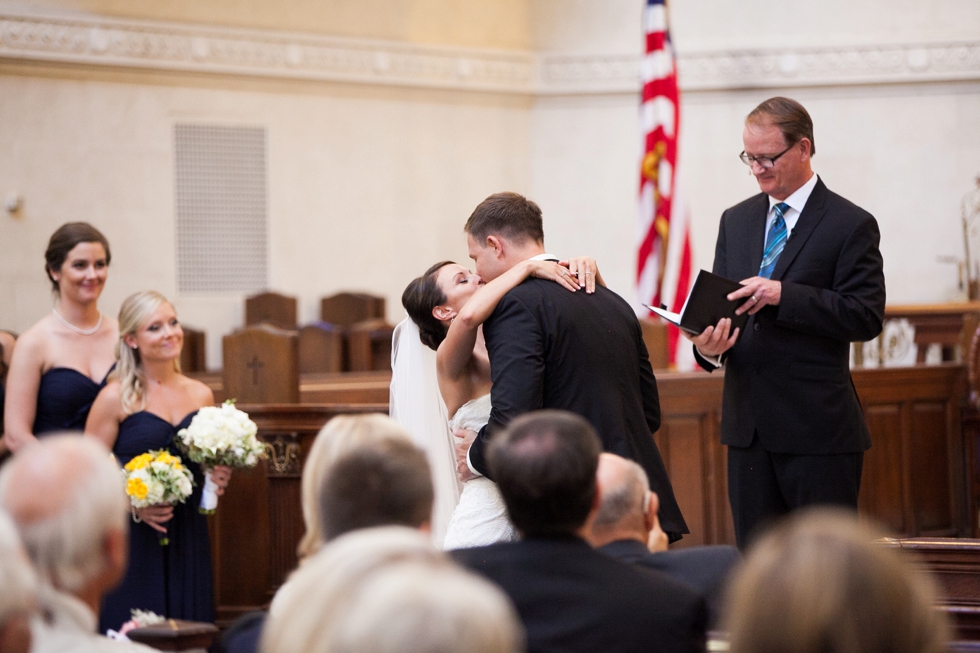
[[122, 450, 194, 546], [176, 400, 266, 514]]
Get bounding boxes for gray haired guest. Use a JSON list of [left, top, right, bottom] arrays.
[[262, 527, 523, 653], [0, 435, 153, 653], [0, 509, 37, 653]]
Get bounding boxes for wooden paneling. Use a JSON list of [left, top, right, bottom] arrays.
[[657, 365, 969, 547]]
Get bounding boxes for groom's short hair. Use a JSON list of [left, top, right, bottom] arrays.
[[465, 192, 545, 245], [488, 410, 601, 537]]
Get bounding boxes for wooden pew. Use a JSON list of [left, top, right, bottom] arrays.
[[320, 292, 386, 326], [884, 538, 980, 643], [320, 292, 389, 371], [245, 292, 298, 331], [347, 318, 394, 372], [298, 322, 343, 374], [222, 325, 300, 404], [179, 326, 207, 373]]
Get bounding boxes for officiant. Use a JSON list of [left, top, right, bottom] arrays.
[[689, 97, 886, 548]]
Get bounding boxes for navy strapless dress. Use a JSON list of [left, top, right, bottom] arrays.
[[99, 411, 215, 633], [33, 367, 111, 435]]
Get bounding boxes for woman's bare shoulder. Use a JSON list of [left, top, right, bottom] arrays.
[[180, 374, 215, 407]]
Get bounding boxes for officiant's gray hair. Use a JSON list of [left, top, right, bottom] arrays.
[[0, 435, 127, 592]]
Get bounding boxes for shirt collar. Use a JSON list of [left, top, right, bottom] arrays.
[[769, 172, 818, 215], [530, 253, 559, 262]]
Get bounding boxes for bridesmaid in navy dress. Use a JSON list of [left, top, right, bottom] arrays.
[[86, 290, 231, 632], [3, 223, 118, 452]]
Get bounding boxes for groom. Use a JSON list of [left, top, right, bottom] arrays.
[[455, 192, 688, 539]]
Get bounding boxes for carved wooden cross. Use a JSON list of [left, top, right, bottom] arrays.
[[247, 355, 264, 386]]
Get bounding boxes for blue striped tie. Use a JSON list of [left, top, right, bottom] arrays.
[[758, 202, 789, 279]]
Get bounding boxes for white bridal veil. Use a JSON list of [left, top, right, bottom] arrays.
[[389, 317, 461, 547]]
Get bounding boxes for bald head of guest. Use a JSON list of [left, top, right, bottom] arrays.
[[488, 410, 602, 538], [0, 510, 37, 653], [0, 435, 128, 614], [585, 453, 665, 550]]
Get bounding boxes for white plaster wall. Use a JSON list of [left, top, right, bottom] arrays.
[[529, 0, 980, 307], [0, 76, 531, 367], [2, 0, 979, 370]]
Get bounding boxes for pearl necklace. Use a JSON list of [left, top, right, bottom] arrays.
[[52, 308, 103, 336]]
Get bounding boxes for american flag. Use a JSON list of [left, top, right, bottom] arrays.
[[636, 0, 694, 370]]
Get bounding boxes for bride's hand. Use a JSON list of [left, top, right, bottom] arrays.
[[559, 256, 604, 294], [525, 260, 580, 293], [453, 428, 479, 483]]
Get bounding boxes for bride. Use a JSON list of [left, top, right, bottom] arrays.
[[392, 256, 602, 548]]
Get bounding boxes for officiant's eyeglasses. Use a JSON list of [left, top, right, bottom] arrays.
[[739, 143, 795, 169]]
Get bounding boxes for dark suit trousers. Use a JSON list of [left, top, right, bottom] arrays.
[[728, 434, 863, 549]]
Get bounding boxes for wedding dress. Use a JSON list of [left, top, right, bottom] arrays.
[[390, 318, 516, 550], [442, 394, 517, 550]]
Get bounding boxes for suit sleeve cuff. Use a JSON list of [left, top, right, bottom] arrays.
[[466, 447, 484, 478], [696, 347, 724, 368]]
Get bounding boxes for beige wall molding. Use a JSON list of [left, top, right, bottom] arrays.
[[0, 9, 535, 93], [1, 8, 978, 94]]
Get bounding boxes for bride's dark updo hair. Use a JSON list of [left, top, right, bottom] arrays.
[[402, 261, 454, 351]]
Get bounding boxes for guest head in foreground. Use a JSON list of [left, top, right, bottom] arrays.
[[0, 435, 128, 613], [0, 510, 38, 653], [725, 508, 949, 653], [318, 436, 433, 541], [488, 410, 601, 538], [296, 414, 418, 560], [3, 222, 118, 452], [464, 192, 546, 282], [262, 526, 523, 653]]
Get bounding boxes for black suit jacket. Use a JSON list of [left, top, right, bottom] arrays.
[[599, 539, 739, 629], [695, 178, 885, 454], [452, 536, 707, 653], [468, 279, 686, 536]]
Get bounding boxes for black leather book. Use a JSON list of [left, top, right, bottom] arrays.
[[645, 270, 750, 335]]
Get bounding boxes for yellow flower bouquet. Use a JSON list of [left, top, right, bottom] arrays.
[[122, 450, 194, 546]]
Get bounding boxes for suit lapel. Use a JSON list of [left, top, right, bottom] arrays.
[[771, 179, 828, 281]]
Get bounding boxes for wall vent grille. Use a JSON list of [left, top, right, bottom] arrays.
[[175, 124, 267, 293]]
